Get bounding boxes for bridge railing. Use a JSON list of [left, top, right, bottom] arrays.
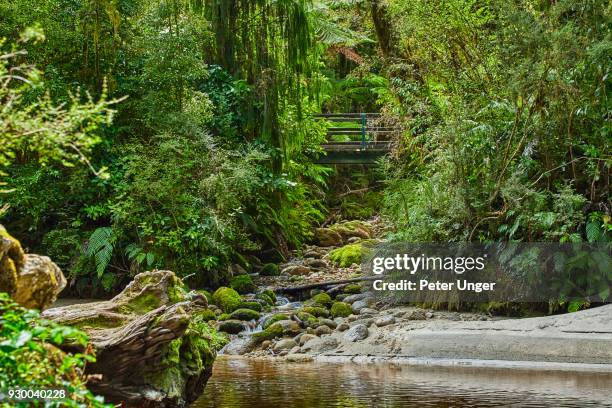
[[313, 113, 395, 149]]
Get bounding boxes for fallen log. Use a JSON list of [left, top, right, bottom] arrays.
[[276, 276, 377, 294], [43, 270, 224, 408]]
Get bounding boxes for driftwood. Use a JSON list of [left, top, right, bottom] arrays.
[[43, 270, 217, 408], [276, 276, 377, 294]]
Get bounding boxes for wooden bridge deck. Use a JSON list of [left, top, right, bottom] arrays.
[[313, 113, 396, 164]]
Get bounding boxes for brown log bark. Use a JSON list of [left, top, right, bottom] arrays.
[[43, 270, 217, 408]]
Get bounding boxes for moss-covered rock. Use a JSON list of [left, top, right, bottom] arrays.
[[239, 301, 263, 312], [262, 313, 291, 329], [217, 313, 231, 321], [314, 227, 343, 246], [252, 322, 284, 343], [329, 243, 368, 267], [229, 275, 256, 294], [311, 293, 332, 307], [262, 289, 277, 303], [295, 311, 318, 327], [217, 319, 247, 334], [259, 263, 280, 276], [0, 224, 25, 296], [230, 308, 261, 321], [329, 220, 372, 241], [301, 306, 330, 318], [331, 301, 352, 318], [255, 293, 274, 306], [212, 287, 242, 312], [343, 283, 362, 294]]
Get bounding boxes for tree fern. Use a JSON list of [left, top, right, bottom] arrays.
[[86, 227, 116, 278]]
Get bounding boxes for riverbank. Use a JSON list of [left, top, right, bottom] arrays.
[[213, 216, 612, 373]]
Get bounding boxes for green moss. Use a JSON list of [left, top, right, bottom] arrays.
[[144, 313, 227, 400], [343, 284, 362, 294], [260, 263, 280, 276], [217, 313, 230, 321], [212, 287, 242, 312], [331, 301, 352, 318], [255, 293, 274, 305], [261, 289, 277, 303], [262, 313, 290, 329], [229, 275, 256, 294], [329, 243, 366, 267], [229, 308, 260, 321], [239, 301, 263, 312], [252, 322, 283, 343], [300, 306, 329, 318], [217, 319, 246, 334], [311, 293, 332, 307], [295, 311, 318, 327], [199, 309, 217, 322], [72, 315, 126, 330], [125, 293, 161, 314]]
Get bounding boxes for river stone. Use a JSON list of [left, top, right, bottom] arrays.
[[298, 333, 317, 346], [358, 307, 379, 316], [273, 338, 298, 353], [375, 315, 396, 327], [406, 309, 427, 320], [290, 346, 301, 354], [13, 254, 67, 310], [282, 265, 312, 276], [314, 325, 332, 336], [344, 324, 369, 342], [217, 319, 247, 334], [304, 258, 328, 269], [286, 353, 314, 363], [278, 319, 303, 335], [351, 298, 375, 313], [336, 322, 350, 332], [319, 318, 337, 329], [344, 293, 369, 304], [302, 337, 339, 353], [347, 315, 358, 323]]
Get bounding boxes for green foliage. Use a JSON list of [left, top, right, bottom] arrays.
[[381, 0, 611, 247], [0, 293, 109, 407], [330, 301, 352, 318], [212, 287, 242, 313]]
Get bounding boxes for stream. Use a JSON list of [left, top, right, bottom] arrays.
[[194, 357, 612, 407]]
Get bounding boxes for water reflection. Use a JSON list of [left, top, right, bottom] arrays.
[[194, 357, 612, 407]]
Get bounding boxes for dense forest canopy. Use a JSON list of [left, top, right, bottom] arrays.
[[0, 0, 610, 297]]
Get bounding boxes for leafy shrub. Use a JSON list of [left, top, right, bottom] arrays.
[[0, 294, 109, 407]]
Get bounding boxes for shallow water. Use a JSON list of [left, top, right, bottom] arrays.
[[194, 357, 612, 408]]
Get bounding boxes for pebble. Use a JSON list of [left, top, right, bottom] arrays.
[[314, 325, 332, 336]]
